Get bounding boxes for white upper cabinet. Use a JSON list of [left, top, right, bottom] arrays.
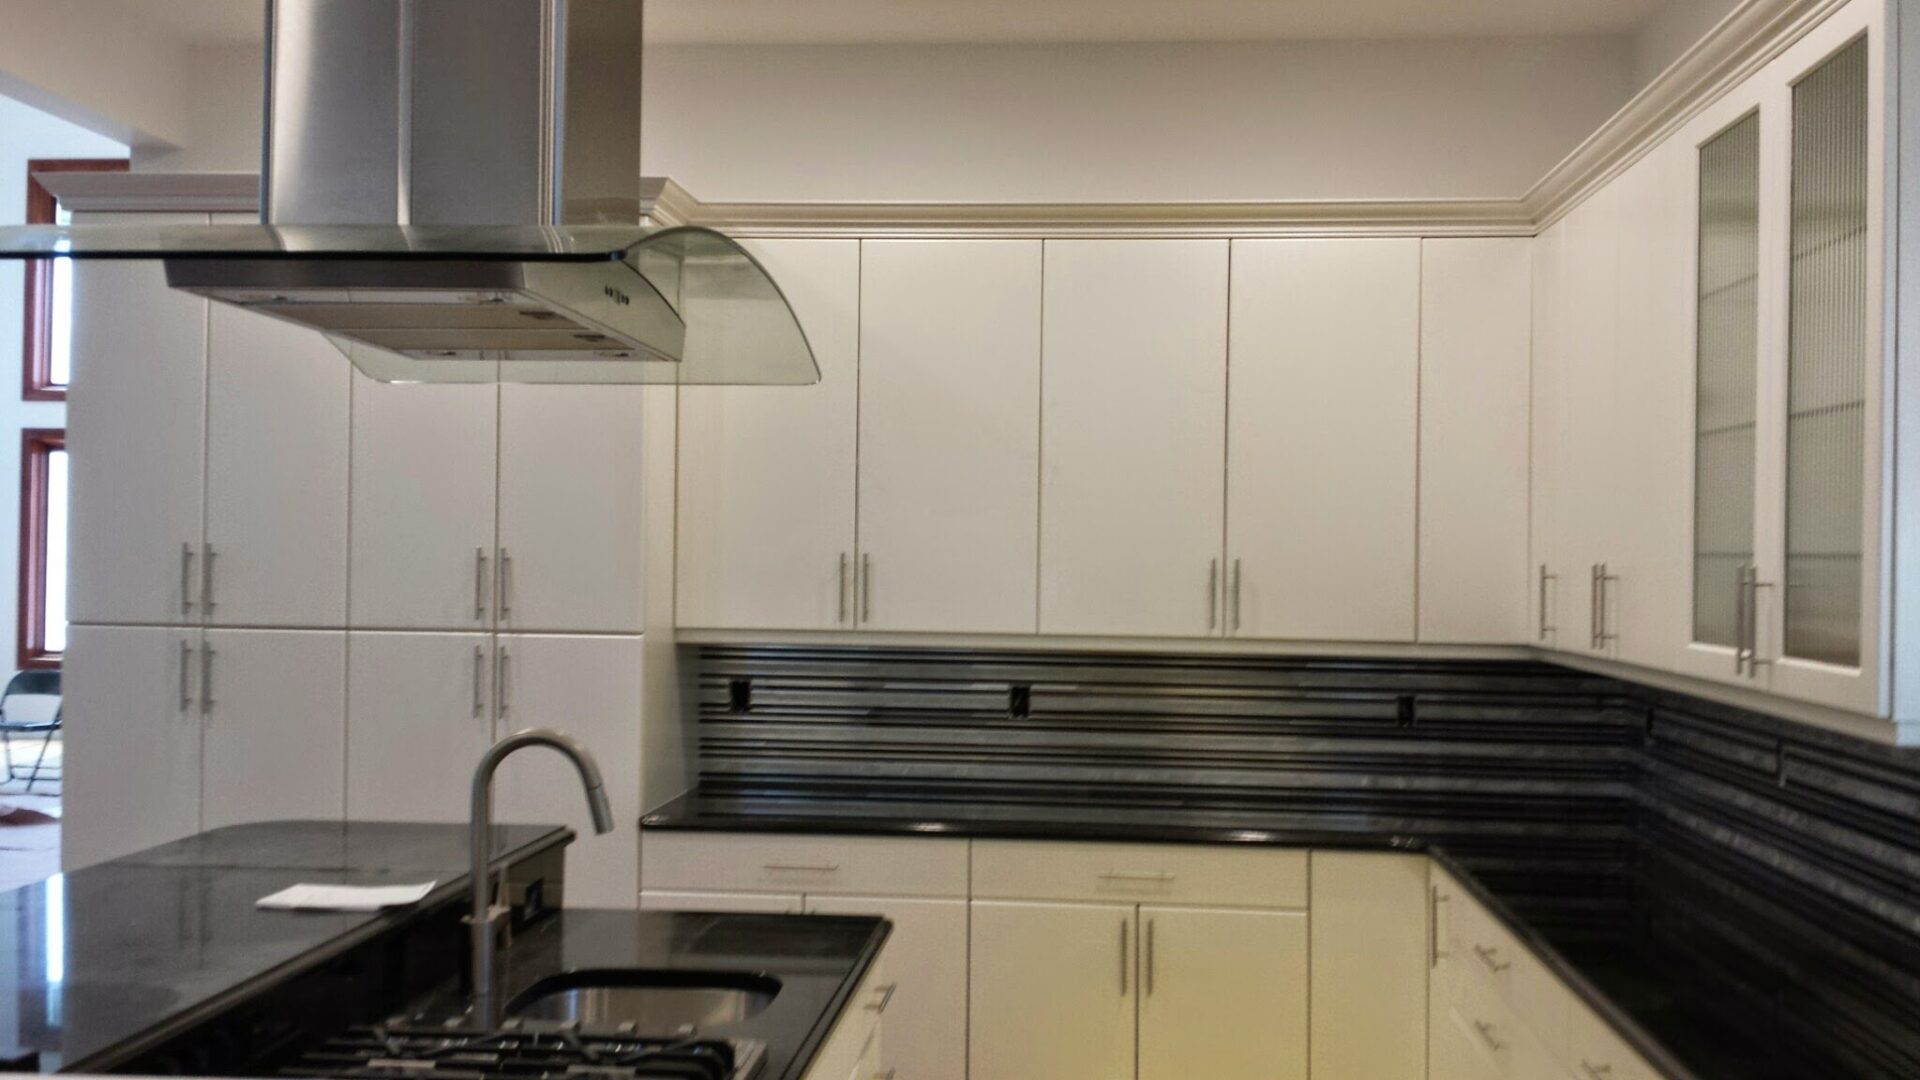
[[349, 373, 500, 630], [204, 303, 351, 628], [857, 240, 1042, 633], [1556, 185, 1626, 661], [66, 215, 209, 627], [200, 629, 347, 829], [497, 385, 648, 634], [1227, 239, 1420, 641], [1529, 222, 1569, 650], [1418, 238, 1532, 644], [493, 633, 645, 909], [1039, 239, 1228, 638], [677, 239, 860, 631]]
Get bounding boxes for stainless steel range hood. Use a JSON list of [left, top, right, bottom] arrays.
[[0, 0, 818, 386]]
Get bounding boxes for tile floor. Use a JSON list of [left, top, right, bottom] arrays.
[[0, 735, 60, 891]]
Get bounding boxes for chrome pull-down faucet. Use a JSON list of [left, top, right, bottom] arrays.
[[469, 729, 615, 1030]]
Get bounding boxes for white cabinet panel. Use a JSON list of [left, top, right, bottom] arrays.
[[346, 631, 494, 822], [678, 239, 860, 631], [1309, 852, 1430, 1080], [1038, 240, 1228, 637], [497, 385, 648, 634], [806, 895, 968, 1080], [1137, 905, 1308, 1080], [1227, 239, 1420, 641], [62, 625, 202, 869], [201, 629, 346, 829], [969, 900, 1135, 1080], [1418, 239, 1532, 644], [349, 374, 498, 630], [857, 240, 1041, 633], [1556, 187, 1625, 660], [66, 219, 209, 626], [494, 634, 643, 908], [205, 304, 350, 628], [1530, 222, 1570, 650]]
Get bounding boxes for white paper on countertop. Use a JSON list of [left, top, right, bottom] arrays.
[[255, 881, 437, 912]]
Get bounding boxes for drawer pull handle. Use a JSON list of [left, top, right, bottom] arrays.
[[1580, 1064, 1614, 1080], [1100, 871, 1175, 884], [1473, 944, 1511, 972], [865, 982, 898, 1013], [1473, 1020, 1505, 1052], [762, 863, 840, 873]]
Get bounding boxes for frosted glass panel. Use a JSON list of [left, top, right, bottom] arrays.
[[1693, 112, 1760, 647], [1784, 37, 1868, 667]]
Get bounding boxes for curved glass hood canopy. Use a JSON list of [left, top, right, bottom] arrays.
[[0, 223, 819, 386]]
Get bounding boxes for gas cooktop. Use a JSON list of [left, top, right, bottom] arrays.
[[283, 1022, 766, 1080]]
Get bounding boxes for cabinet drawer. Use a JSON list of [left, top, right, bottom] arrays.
[[641, 831, 969, 898], [1442, 952, 1568, 1080], [971, 841, 1307, 907], [1445, 877, 1570, 1059], [1568, 1004, 1659, 1080], [798, 955, 890, 1080]]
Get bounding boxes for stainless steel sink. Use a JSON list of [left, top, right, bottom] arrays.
[[506, 970, 780, 1030]]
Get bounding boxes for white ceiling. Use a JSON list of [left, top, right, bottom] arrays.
[[131, 0, 1671, 48]]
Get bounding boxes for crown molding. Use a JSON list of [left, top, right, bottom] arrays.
[[35, 171, 261, 214]]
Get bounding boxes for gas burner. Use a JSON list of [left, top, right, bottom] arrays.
[[283, 1024, 765, 1080]]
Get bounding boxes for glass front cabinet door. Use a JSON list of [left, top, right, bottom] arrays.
[[1682, 0, 1887, 717]]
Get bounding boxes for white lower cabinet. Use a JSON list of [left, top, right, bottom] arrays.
[[1136, 905, 1308, 1080], [346, 632, 496, 823], [805, 896, 968, 1080], [200, 629, 347, 829], [639, 891, 801, 913], [969, 900, 1137, 1080], [62, 625, 204, 869], [1309, 852, 1430, 1080]]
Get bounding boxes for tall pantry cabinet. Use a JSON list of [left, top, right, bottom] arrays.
[[61, 211, 649, 905]]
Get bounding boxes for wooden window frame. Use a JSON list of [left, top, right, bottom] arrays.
[[23, 158, 128, 401], [18, 428, 65, 670]]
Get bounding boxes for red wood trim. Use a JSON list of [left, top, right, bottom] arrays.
[[23, 158, 128, 402], [17, 428, 64, 671]]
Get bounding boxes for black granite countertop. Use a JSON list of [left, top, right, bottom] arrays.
[[642, 793, 1920, 1080], [397, 909, 890, 1080], [0, 820, 571, 1072]]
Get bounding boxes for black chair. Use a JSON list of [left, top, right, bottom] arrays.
[[0, 670, 61, 793]]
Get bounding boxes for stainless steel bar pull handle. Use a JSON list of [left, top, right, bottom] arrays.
[[1430, 888, 1450, 967], [1746, 569, 1774, 674], [497, 548, 512, 618], [199, 645, 214, 716], [1734, 563, 1751, 675], [181, 543, 196, 614], [1589, 564, 1601, 648], [496, 646, 510, 718], [472, 645, 486, 718], [864, 982, 898, 1014], [861, 554, 872, 623], [474, 547, 489, 620], [201, 543, 216, 611], [1146, 917, 1156, 996], [837, 553, 849, 624], [179, 641, 193, 711], [1231, 558, 1242, 631], [1207, 559, 1218, 630], [1118, 918, 1129, 996], [1473, 1020, 1505, 1052], [1595, 563, 1617, 646], [1537, 564, 1557, 641], [1580, 1064, 1615, 1080], [1473, 943, 1510, 972]]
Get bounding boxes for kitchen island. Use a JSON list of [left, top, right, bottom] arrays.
[[0, 821, 888, 1080]]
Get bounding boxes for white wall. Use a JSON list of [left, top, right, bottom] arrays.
[[132, 45, 263, 174], [1633, 0, 1744, 89], [0, 93, 125, 668], [0, 0, 194, 155], [641, 36, 1637, 202]]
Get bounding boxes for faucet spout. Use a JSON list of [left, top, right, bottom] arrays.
[[468, 728, 615, 1030]]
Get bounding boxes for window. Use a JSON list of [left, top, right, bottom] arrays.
[[18, 429, 66, 669], [23, 158, 127, 401]]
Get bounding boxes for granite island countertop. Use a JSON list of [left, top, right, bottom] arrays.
[[643, 791, 1920, 1080], [0, 820, 572, 1072]]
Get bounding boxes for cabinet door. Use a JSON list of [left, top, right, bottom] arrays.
[[1530, 221, 1571, 650], [1037, 240, 1227, 637], [1555, 188, 1625, 660], [857, 241, 1041, 633], [1309, 852, 1429, 1080], [204, 303, 351, 628], [345, 631, 494, 822], [806, 896, 968, 1080], [497, 385, 647, 634], [969, 900, 1135, 1080], [1227, 239, 1420, 641], [1418, 239, 1531, 644], [62, 625, 203, 869], [677, 239, 860, 630], [1137, 906, 1308, 1080], [66, 215, 209, 626], [494, 634, 643, 908], [201, 629, 347, 828], [349, 373, 499, 630]]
